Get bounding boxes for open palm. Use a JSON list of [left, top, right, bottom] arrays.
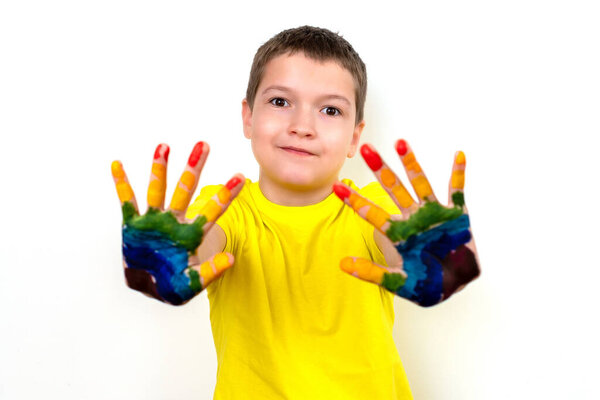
[[334, 140, 480, 307], [111, 142, 244, 305]]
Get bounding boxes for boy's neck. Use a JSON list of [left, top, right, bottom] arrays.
[[258, 173, 335, 207]]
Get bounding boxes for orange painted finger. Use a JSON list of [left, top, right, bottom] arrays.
[[340, 257, 407, 289], [169, 141, 209, 214], [197, 174, 246, 234], [111, 160, 139, 215], [147, 143, 170, 210], [395, 139, 437, 203], [333, 182, 392, 234], [360, 144, 417, 214], [448, 151, 467, 208], [187, 252, 234, 291]]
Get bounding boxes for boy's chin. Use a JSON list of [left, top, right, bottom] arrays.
[[270, 171, 335, 192]]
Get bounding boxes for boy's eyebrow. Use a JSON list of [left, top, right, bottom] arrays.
[[261, 85, 352, 106]]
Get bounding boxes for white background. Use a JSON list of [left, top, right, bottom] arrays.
[[1, 0, 599, 398]]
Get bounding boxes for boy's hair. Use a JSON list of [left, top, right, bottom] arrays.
[[246, 26, 367, 125]]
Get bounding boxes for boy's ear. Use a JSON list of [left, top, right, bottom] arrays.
[[347, 120, 366, 158], [241, 99, 252, 139]]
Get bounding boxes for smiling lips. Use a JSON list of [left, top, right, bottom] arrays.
[[279, 146, 316, 156]]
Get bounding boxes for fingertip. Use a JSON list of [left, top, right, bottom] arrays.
[[395, 139, 408, 156], [455, 151, 466, 165], [111, 160, 124, 178], [154, 143, 170, 160], [188, 141, 208, 167], [201, 141, 210, 154], [225, 175, 244, 191], [233, 172, 246, 181], [223, 252, 235, 267], [333, 182, 351, 200], [360, 143, 383, 171], [340, 256, 355, 273]]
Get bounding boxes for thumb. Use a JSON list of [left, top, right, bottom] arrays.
[[340, 257, 407, 293], [187, 252, 234, 291]]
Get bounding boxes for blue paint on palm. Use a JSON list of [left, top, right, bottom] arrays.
[[394, 215, 471, 306], [122, 226, 195, 304]]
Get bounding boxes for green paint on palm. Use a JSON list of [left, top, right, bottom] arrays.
[[386, 201, 463, 242], [121, 202, 207, 252], [382, 273, 406, 292], [188, 269, 202, 292], [452, 192, 465, 208], [122, 202, 137, 223]]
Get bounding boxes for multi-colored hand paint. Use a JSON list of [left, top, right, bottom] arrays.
[[111, 143, 243, 305], [334, 141, 479, 307]]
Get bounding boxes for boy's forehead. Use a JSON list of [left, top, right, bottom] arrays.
[[258, 52, 356, 102]]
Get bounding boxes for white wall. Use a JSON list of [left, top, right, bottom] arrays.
[[1, 1, 599, 398]]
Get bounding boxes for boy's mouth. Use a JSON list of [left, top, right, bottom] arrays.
[[279, 146, 316, 156]]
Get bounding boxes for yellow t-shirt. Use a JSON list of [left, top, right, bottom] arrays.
[[188, 180, 413, 400]]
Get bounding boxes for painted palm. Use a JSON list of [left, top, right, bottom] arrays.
[[334, 140, 480, 307], [111, 142, 244, 305]]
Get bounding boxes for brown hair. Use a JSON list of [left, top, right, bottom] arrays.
[[245, 26, 367, 124]]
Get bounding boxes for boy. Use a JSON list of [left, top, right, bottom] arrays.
[[111, 26, 480, 399]]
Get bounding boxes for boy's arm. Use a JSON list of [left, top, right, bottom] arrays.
[[111, 142, 243, 306], [335, 140, 480, 307]]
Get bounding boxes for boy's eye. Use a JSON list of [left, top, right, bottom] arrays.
[[269, 98, 289, 107], [321, 106, 341, 117]]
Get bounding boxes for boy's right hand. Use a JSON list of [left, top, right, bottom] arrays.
[[111, 142, 244, 306]]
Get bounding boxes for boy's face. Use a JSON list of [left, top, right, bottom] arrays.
[[242, 52, 365, 193]]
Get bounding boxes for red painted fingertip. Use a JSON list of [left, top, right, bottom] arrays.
[[188, 142, 205, 167], [225, 176, 242, 190], [333, 183, 351, 200], [360, 144, 383, 171], [395, 139, 408, 156], [154, 144, 170, 160]]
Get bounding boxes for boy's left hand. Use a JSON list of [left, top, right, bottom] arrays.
[[333, 140, 480, 307]]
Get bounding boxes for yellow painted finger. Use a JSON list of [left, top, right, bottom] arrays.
[[111, 160, 138, 213], [170, 174, 195, 211], [450, 151, 466, 190], [169, 142, 208, 212], [381, 166, 415, 210], [333, 182, 392, 232], [395, 139, 437, 203], [147, 144, 169, 209], [448, 151, 467, 208], [196, 176, 243, 223]]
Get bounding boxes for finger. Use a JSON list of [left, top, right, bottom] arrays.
[[448, 151, 466, 208], [395, 139, 437, 203], [169, 141, 209, 215], [111, 160, 139, 220], [333, 181, 392, 234], [360, 143, 417, 215], [186, 252, 234, 291], [147, 143, 170, 210], [340, 256, 407, 292], [196, 174, 245, 234]]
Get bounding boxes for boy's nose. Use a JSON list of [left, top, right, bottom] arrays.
[[288, 107, 315, 138]]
